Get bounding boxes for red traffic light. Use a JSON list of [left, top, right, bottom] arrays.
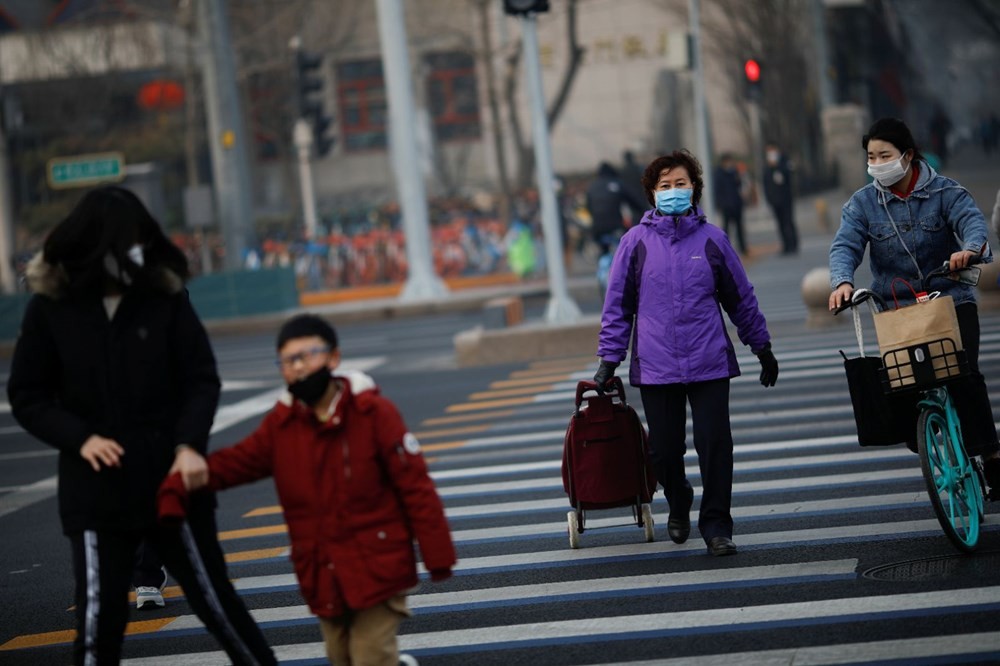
[[744, 59, 761, 83]]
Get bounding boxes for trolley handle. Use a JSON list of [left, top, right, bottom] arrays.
[[577, 377, 626, 407], [924, 259, 982, 287]]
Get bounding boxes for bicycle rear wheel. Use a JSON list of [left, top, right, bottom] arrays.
[[917, 405, 981, 552]]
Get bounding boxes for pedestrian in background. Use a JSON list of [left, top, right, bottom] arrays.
[[713, 152, 748, 255], [6, 186, 275, 665], [159, 314, 456, 666], [763, 142, 799, 255], [586, 161, 647, 255], [828, 117, 1000, 492], [593, 149, 779, 557], [620, 150, 649, 222], [991, 185, 1000, 243]]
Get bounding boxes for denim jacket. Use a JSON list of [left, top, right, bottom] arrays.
[[829, 160, 992, 308]]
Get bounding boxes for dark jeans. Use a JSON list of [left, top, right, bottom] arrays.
[[69, 501, 275, 666], [721, 208, 746, 255], [770, 202, 798, 254], [640, 379, 734, 542], [953, 302, 999, 457]]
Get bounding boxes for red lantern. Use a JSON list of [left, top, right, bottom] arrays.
[[137, 80, 185, 111]]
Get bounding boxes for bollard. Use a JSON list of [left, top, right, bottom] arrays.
[[815, 198, 830, 233], [977, 260, 1000, 310], [801, 267, 843, 328]]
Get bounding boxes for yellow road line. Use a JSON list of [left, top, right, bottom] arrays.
[[412, 424, 490, 440], [226, 547, 288, 563], [0, 618, 174, 651], [445, 396, 534, 413], [420, 409, 516, 426], [423, 440, 468, 452], [468, 385, 561, 400], [243, 505, 281, 518], [218, 524, 287, 540], [487, 374, 576, 389]]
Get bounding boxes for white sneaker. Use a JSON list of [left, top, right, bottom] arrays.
[[135, 566, 168, 610], [135, 586, 165, 610]]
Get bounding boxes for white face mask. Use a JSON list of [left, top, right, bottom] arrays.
[[867, 154, 908, 187], [126, 244, 144, 267]]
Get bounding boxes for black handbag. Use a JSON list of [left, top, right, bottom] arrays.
[[840, 296, 915, 447]]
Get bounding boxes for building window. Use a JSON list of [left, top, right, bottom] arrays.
[[424, 51, 480, 141], [336, 59, 387, 152]]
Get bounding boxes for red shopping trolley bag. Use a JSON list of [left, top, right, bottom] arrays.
[[561, 377, 657, 509]]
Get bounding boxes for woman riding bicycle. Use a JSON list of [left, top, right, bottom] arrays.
[[827, 116, 1000, 493]]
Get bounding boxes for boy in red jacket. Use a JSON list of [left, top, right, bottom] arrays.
[[159, 314, 456, 665]]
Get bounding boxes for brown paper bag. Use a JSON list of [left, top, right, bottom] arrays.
[[874, 294, 963, 389]]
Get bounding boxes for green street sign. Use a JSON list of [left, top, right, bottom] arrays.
[[46, 152, 126, 189]]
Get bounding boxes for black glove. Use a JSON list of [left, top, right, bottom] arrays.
[[593, 360, 619, 393], [756, 345, 779, 387]]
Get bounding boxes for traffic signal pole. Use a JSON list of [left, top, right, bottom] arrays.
[[197, 0, 255, 271], [375, 0, 448, 300], [293, 119, 320, 240], [687, 0, 714, 222]]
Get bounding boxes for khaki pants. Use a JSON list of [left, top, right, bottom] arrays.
[[318, 595, 410, 666]]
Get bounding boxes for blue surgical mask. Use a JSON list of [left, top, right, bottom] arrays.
[[654, 188, 693, 215]]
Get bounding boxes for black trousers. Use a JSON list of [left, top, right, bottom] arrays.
[[953, 302, 999, 457], [770, 202, 798, 254], [69, 502, 275, 666], [721, 208, 747, 255], [640, 379, 734, 542]]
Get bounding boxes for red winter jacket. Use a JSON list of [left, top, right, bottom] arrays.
[[158, 371, 456, 618]]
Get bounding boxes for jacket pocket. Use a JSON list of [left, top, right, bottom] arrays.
[[359, 523, 413, 583], [869, 223, 896, 257]]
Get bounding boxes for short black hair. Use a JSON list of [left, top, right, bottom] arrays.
[[862, 117, 925, 160], [276, 314, 338, 351], [640, 149, 704, 207]]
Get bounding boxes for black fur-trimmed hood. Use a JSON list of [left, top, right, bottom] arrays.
[[25, 251, 185, 299]]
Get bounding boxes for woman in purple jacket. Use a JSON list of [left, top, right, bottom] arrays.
[[593, 150, 779, 556]]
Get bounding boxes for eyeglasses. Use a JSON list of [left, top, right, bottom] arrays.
[[275, 346, 330, 368]]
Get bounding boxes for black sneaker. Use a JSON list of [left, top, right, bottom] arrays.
[[983, 458, 1000, 501]]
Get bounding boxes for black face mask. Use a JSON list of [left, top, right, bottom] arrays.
[[288, 367, 332, 406]]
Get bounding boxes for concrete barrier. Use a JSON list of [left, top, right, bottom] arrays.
[[482, 296, 524, 329], [454, 315, 601, 367]]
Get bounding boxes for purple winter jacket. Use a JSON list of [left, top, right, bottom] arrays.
[[598, 207, 770, 385]]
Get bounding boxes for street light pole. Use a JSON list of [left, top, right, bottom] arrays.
[[519, 13, 581, 324], [375, 0, 448, 301], [293, 119, 319, 240]]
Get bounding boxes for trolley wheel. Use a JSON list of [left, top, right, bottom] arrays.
[[917, 405, 981, 552], [640, 503, 655, 542], [567, 510, 581, 549]]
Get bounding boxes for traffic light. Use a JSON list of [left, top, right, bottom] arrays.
[[743, 58, 762, 101], [503, 0, 549, 16], [295, 49, 335, 157]]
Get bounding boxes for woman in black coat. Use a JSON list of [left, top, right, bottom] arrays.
[[7, 186, 274, 665]]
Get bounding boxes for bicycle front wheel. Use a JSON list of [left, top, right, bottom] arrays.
[[917, 405, 981, 552]]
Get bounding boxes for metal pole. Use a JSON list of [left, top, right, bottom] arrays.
[[293, 119, 319, 240], [375, 0, 447, 301], [687, 0, 714, 222], [0, 115, 18, 293], [520, 14, 580, 324], [812, 0, 834, 112], [197, 0, 255, 271]]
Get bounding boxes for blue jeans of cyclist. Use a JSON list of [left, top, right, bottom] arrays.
[[640, 379, 734, 543]]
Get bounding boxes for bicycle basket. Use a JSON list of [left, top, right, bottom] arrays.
[[879, 337, 969, 392]]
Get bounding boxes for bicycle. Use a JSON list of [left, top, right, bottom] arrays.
[[835, 261, 990, 552]]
